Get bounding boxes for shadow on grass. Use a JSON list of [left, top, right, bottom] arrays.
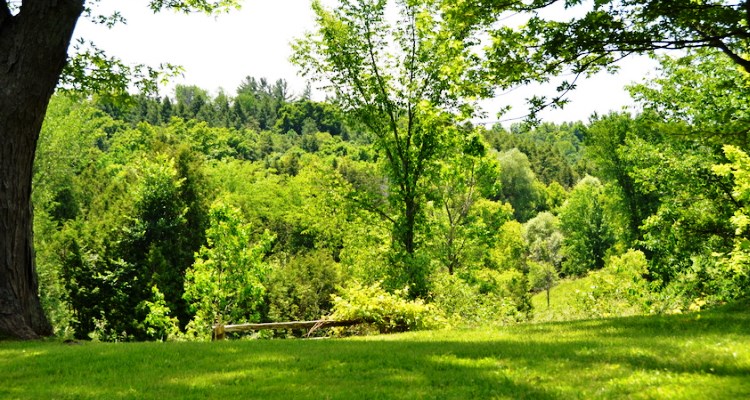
[[0, 303, 748, 399]]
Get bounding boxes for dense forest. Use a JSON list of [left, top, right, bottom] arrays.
[[31, 46, 750, 340]]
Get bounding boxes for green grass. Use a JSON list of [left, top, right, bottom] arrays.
[[531, 276, 604, 322], [1, 302, 749, 399]]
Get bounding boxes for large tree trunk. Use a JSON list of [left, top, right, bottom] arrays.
[[0, 0, 84, 339]]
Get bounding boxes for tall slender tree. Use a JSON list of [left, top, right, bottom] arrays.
[[292, 0, 492, 297]]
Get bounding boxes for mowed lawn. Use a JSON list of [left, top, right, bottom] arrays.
[[1, 302, 748, 400]]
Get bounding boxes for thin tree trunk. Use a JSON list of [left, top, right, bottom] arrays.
[[0, 0, 84, 339], [400, 190, 429, 298], [404, 194, 417, 255]]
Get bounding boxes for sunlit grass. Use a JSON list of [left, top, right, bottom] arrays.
[[1, 302, 748, 399], [531, 275, 612, 322]]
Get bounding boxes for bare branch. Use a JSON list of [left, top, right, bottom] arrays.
[[363, 17, 403, 160]]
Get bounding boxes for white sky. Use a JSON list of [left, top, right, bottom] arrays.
[[73, 0, 658, 125]]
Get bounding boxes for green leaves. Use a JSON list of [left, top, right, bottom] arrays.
[[629, 49, 750, 147], [138, 285, 181, 341], [61, 39, 183, 103], [184, 202, 273, 338], [715, 145, 750, 208], [62, 0, 240, 100], [470, 0, 750, 119], [711, 145, 750, 299], [147, 0, 241, 14], [292, 0, 494, 294], [328, 281, 445, 333], [559, 176, 614, 276]]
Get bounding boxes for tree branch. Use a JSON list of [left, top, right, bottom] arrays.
[[345, 192, 396, 225], [363, 16, 403, 160], [712, 38, 750, 73], [327, 31, 400, 169], [406, 6, 417, 159]]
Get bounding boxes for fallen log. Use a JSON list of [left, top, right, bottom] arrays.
[[212, 319, 361, 340]]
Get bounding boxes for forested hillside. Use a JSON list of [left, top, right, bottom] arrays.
[[29, 45, 749, 341]]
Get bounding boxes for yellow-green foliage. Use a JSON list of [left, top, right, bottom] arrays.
[[573, 249, 650, 318], [430, 272, 528, 326], [183, 203, 274, 339], [489, 220, 526, 270], [264, 250, 344, 323], [137, 286, 180, 342], [711, 145, 750, 299], [532, 249, 650, 321], [328, 282, 445, 334]]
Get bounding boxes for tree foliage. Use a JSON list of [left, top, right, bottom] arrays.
[[495, 149, 543, 222], [292, 0, 491, 297], [451, 0, 750, 118], [184, 203, 273, 337], [0, 0, 245, 339], [559, 176, 614, 276]]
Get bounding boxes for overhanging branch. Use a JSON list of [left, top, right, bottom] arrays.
[[712, 39, 750, 73]]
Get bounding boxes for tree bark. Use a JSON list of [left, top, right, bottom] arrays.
[[0, 0, 84, 339]]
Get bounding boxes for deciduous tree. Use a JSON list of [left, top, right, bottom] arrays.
[[184, 203, 272, 337], [559, 176, 614, 276], [292, 0, 490, 297], [0, 0, 238, 339]]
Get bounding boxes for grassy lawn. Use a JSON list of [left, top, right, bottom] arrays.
[[1, 302, 748, 400]]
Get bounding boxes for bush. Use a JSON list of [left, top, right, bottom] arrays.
[[651, 255, 745, 315], [430, 272, 527, 326], [472, 268, 532, 321], [264, 250, 344, 323], [573, 249, 650, 318], [327, 282, 445, 334], [137, 286, 180, 341]]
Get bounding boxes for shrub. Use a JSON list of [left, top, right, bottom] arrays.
[[264, 250, 344, 323], [573, 249, 650, 318], [137, 285, 180, 341], [472, 268, 532, 321], [652, 255, 744, 314], [430, 272, 527, 326], [327, 282, 445, 334]]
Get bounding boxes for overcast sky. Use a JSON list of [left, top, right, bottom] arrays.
[[73, 0, 658, 125]]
